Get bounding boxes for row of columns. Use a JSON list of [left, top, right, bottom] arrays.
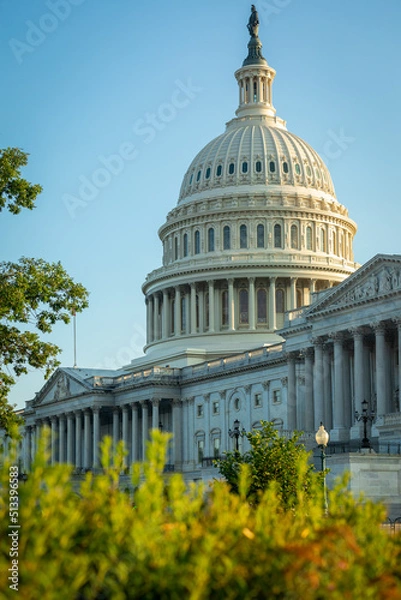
[[146, 276, 327, 344], [23, 400, 180, 472], [286, 320, 401, 441]]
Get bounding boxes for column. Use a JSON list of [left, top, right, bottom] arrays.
[[84, 409, 91, 469], [67, 412, 74, 464], [51, 417, 58, 465], [199, 288, 205, 333], [187, 397, 195, 464], [92, 407, 100, 469], [152, 398, 160, 430], [287, 353, 297, 430], [59, 415, 66, 463], [190, 283, 197, 334], [172, 399, 182, 466], [374, 323, 388, 416], [153, 294, 160, 340], [332, 333, 347, 440], [353, 328, 365, 413], [290, 277, 297, 310], [146, 296, 152, 344], [313, 338, 324, 428], [269, 277, 276, 330], [228, 278, 235, 331], [24, 426, 32, 472], [309, 279, 317, 303], [304, 348, 314, 431], [122, 405, 129, 468], [323, 344, 332, 429], [162, 289, 169, 339], [113, 408, 120, 450], [394, 319, 401, 411], [208, 280, 215, 333], [174, 286, 181, 335], [249, 277, 256, 330], [141, 401, 149, 460], [131, 403, 139, 463], [185, 291, 190, 335], [75, 410, 82, 470], [31, 424, 36, 463]]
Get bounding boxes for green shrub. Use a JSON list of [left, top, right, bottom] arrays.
[[1, 431, 401, 599]]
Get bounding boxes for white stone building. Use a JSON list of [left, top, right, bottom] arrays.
[[11, 11, 401, 515]]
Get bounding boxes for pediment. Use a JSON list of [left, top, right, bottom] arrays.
[[32, 368, 91, 406], [307, 254, 401, 316]]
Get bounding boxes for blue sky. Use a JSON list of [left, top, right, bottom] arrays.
[[1, 0, 401, 410]]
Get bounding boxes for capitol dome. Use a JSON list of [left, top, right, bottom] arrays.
[[179, 118, 336, 205], [139, 14, 358, 368]]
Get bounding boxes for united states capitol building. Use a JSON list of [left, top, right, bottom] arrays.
[[16, 8, 401, 513]]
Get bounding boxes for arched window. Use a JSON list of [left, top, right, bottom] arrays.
[[196, 169, 202, 182], [276, 288, 285, 313], [253, 80, 257, 102], [194, 230, 200, 255], [239, 289, 249, 324], [294, 163, 301, 175], [208, 227, 215, 252], [183, 233, 188, 257], [240, 224, 247, 249], [174, 237, 178, 260], [274, 224, 282, 248], [228, 162, 235, 175], [320, 229, 326, 252], [306, 226, 312, 250], [221, 290, 228, 327], [269, 161, 276, 173], [257, 288, 267, 323], [283, 161, 289, 174], [216, 164, 222, 177], [223, 226, 231, 250], [291, 224, 299, 249], [205, 167, 211, 179], [189, 173, 193, 185], [257, 224, 265, 248], [242, 161, 248, 174], [255, 160, 262, 173]]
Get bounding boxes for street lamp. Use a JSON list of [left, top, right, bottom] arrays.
[[228, 419, 246, 452], [315, 422, 330, 513], [355, 399, 375, 449]]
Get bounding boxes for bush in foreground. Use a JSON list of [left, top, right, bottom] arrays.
[[1, 432, 401, 599]]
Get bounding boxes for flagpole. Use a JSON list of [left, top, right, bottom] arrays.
[[73, 312, 77, 368]]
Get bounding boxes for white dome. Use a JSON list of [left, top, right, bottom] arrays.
[[179, 117, 335, 205]]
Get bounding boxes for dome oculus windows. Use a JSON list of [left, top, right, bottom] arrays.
[[269, 161, 276, 173], [294, 163, 301, 175], [216, 164, 222, 177], [242, 161, 248, 174], [228, 162, 235, 175], [205, 167, 211, 179], [196, 169, 202, 182], [282, 161, 289, 174], [255, 160, 262, 173]]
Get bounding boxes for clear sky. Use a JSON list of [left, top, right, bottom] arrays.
[[1, 0, 401, 410]]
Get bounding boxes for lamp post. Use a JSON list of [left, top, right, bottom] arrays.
[[228, 419, 246, 452], [355, 399, 375, 449], [315, 422, 329, 513]]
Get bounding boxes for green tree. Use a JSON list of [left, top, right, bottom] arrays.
[[215, 420, 317, 509], [0, 148, 88, 436]]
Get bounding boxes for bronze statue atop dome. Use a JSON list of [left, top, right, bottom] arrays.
[[247, 5, 260, 38]]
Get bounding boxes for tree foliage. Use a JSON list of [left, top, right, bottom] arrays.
[[1, 432, 401, 599], [0, 148, 89, 435], [0, 147, 42, 214], [215, 421, 318, 508]]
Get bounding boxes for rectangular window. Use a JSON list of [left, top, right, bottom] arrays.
[[212, 401, 220, 415], [197, 404, 204, 417], [273, 390, 282, 404], [254, 393, 262, 407], [213, 437, 220, 458], [197, 440, 204, 463]]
